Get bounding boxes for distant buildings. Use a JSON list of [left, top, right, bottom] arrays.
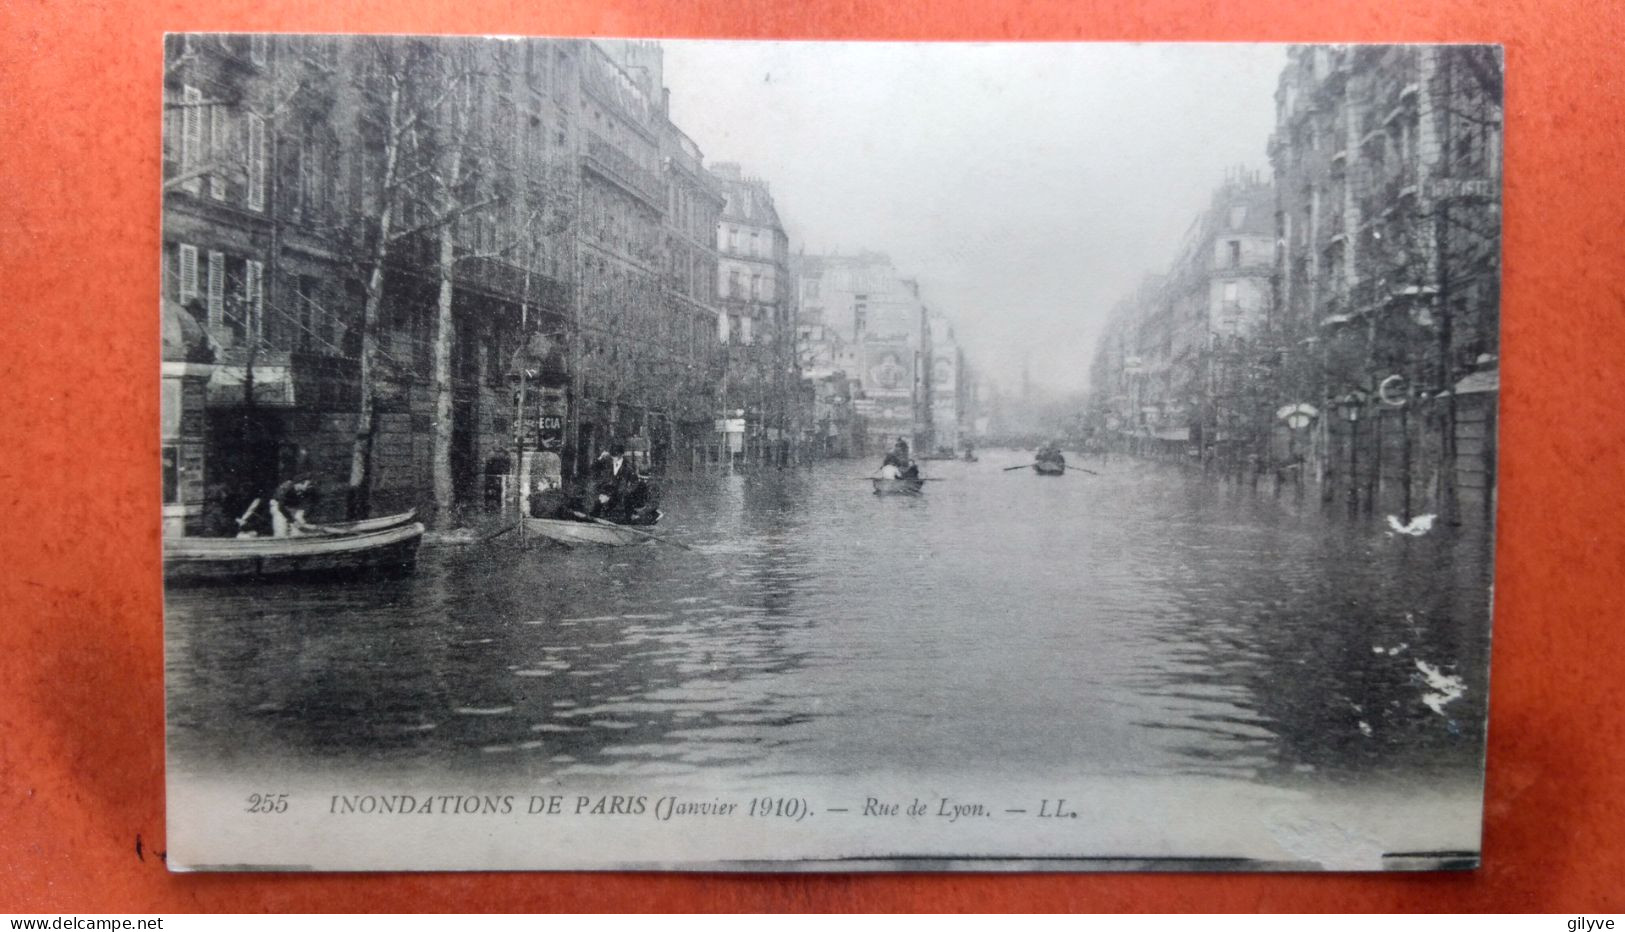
[[794, 251, 978, 455], [1089, 171, 1276, 457], [1090, 44, 1502, 525]]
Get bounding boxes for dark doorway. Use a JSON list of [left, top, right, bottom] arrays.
[[451, 398, 477, 504]]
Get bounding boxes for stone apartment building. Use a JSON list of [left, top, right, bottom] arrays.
[[1089, 172, 1276, 460], [794, 250, 976, 456], [1271, 45, 1501, 521], [711, 163, 802, 466], [161, 36, 743, 529]]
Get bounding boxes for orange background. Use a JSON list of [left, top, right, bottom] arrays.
[[2, 0, 1622, 913]]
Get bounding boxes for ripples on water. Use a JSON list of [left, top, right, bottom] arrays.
[[166, 452, 1492, 788]]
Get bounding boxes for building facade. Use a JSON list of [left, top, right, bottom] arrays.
[[1089, 172, 1275, 461], [711, 163, 801, 466], [1270, 45, 1501, 521], [1090, 45, 1501, 526], [794, 250, 975, 456], [162, 36, 752, 529]]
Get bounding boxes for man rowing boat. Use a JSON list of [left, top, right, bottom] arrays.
[[880, 437, 919, 480]]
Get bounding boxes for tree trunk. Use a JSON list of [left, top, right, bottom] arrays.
[[431, 229, 457, 521], [347, 79, 403, 520], [429, 134, 466, 524]]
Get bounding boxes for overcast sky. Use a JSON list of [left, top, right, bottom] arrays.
[[661, 41, 1287, 396]]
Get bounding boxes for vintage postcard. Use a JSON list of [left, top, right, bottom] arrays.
[[161, 36, 1501, 871]]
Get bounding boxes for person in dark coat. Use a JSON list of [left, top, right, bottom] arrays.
[[588, 441, 653, 523], [270, 475, 320, 536]]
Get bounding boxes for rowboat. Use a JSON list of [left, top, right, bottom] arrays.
[[872, 477, 927, 495], [164, 521, 425, 584], [523, 516, 656, 547], [314, 509, 418, 534], [1033, 460, 1066, 476]]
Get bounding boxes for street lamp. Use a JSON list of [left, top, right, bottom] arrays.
[[1337, 390, 1367, 513]]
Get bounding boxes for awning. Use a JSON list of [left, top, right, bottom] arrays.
[[207, 365, 296, 407], [1454, 368, 1499, 396], [161, 299, 219, 362]]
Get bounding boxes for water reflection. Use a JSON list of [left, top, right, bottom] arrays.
[[167, 453, 1491, 788]]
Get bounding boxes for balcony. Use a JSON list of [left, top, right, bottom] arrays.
[[582, 131, 664, 211]]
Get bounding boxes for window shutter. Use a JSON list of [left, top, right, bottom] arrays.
[[178, 244, 198, 303], [247, 114, 265, 211], [208, 106, 226, 199], [246, 259, 264, 341], [181, 86, 202, 171], [206, 251, 224, 330]]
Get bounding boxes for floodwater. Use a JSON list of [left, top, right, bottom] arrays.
[[166, 451, 1493, 795]]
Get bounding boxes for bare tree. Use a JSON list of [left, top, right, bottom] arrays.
[[342, 36, 469, 518]]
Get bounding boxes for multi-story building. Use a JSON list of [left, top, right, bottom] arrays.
[[1088, 172, 1274, 460], [653, 96, 729, 470], [712, 162, 798, 466], [793, 250, 975, 455], [1270, 45, 1501, 520], [162, 35, 752, 529]]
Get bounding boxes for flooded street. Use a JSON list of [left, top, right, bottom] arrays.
[[166, 451, 1492, 796]]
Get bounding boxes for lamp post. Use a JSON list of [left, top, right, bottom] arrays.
[[1337, 390, 1367, 515]]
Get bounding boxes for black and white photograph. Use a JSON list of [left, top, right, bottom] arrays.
[[160, 36, 1502, 871]]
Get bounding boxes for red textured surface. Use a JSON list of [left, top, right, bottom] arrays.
[[1, 0, 1622, 913]]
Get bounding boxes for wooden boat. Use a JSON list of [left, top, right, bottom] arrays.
[[1033, 460, 1066, 476], [872, 477, 927, 495], [313, 509, 418, 534], [164, 521, 425, 584], [523, 516, 656, 547]]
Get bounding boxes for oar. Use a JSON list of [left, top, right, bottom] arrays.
[[481, 522, 519, 543], [1003, 462, 1102, 476], [855, 477, 944, 481], [568, 509, 695, 551]]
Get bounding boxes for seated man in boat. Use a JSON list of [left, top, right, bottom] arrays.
[[1036, 442, 1067, 468], [589, 441, 659, 524]]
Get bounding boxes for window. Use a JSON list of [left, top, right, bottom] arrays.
[[727, 226, 738, 252], [250, 34, 268, 66], [206, 251, 224, 330], [750, 274, 761, 300], [1229, 205, 1247, 229], [178, 244, 199, 304], [1228, 240, 1241, 267], [740, 316, 753, 345], [208, 105, 227, 199], [750, 230, 760, 256], [728, 269, 741, 298], [1222, 281, 1239, 306], [162, 445, 179, 504], [181, 86, 202, 173], [245, 259, 264, 340]]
